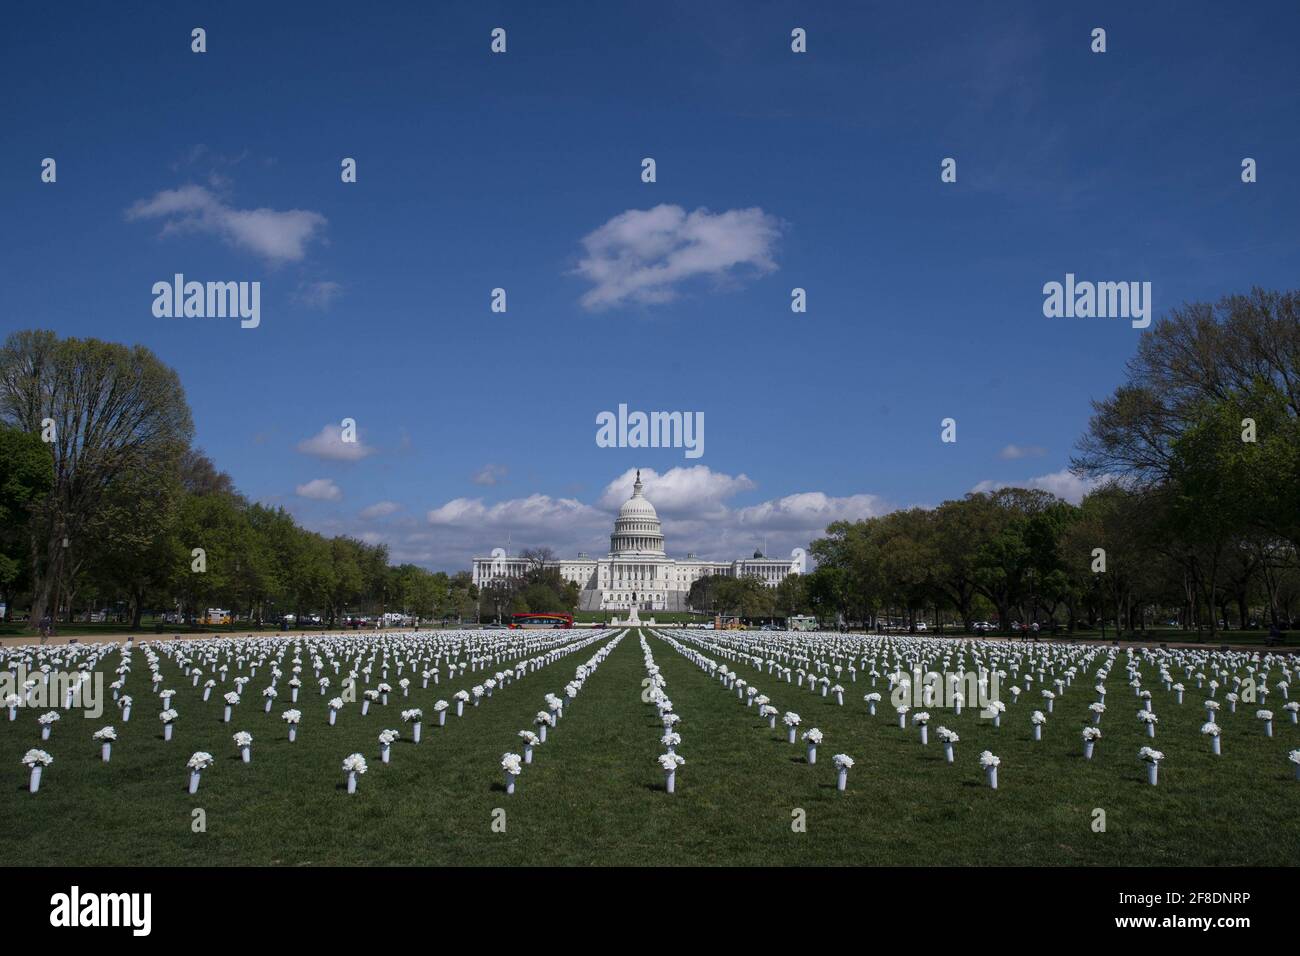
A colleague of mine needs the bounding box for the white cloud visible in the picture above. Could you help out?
[472,464,508,486]
[295,280,342,309]
[296,478,342,502]
[428,494,605,532]
[297,423,375,462]
[125,184,327,264]
[998,443,1047,460]
[971,469,1099,504]
[574,204,781,310]
[596,465,755,518]
[415,468,884,569]
[359,501,402,520]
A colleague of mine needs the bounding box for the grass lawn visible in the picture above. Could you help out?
[3,628,1297,866]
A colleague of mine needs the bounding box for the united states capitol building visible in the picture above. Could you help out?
[471,471,800,612]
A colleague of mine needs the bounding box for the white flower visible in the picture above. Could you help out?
[895,704,910,715]
[1137,711,1158,724]
[37,711,60,725]
[1289,750,1300,766]
[1041,690,1056,700]
[1205,700,1220,711]
[1082,727,1102,741]
[262,686,277,698]
[223,692,240,705]
[661,731,682,747]
[93,726,117,741]
[1089,702,1106,714]
[1138,746,1164,763]
[657,753,685,772]
[342,753,368,774]
[4,694,20,708]
[401,709,423,722]
[1200,722,1220,736]
[22,749,53,768]
[783,711,801,726]
[912,711,931,725]
[328,697,345,710]
[378,729,400,745]
[832,753,855,770]
[535,711,555,727]
[518,730,540,746]
[802,728,823,745]
[759,704,778,717]
[986,700,1006,714]
[454,690,470,702]
[188,751,214,771]
[1030,710,1047,725]
[159,709,179,723]
[936,727,959,743]
[1256,709,1274,721]
[863,693,881,702]
[433,700,449,712]
[978,750,1000,770]
[501,752,523,775]
[233,731,253,747]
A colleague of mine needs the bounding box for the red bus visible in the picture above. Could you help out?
[510,613,573,629]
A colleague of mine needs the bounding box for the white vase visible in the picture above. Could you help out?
[1211,735,1221,755]
[768,716,776,729]
[944,742,954,763]
[289,725,297,742]
[264,699,272,713]
[919,725,928,746]
[665,770,675,794]
[1047,700,1053,713]
[413,723,422,744]
[787,726,796,744]
[189,771,201,794]
[539,724,547,743]
[897,713,906,728]
[986,767,998,789]
[123,706,131,721]
[329,709,337,726]
[29,765,43,793]
[438,711,446,726]
[1146,723,1155,738]
[1144,699,1152,712]
[101,742,112,762]
[524,745,533,764]
[164,723,173,741]
[954,699,962,716]
[456,701,464,717]
[362,701,370,716]
[381,744,390,764]
[1146,763,1159,786]
[1084,740,1094,760]
[868,702,876,716]
[836,769,848,791]
[806,745,817,764]
[223,706,232,723]
[506,774,516,795]
[1265,721,1274,737]
[41,725,50,741]
[241,746,251,763]
[347,771,357,794]
[1033,725,1041,741]
[7,707,14,721]
[1176,691,1184,704]
[203,688,211,701]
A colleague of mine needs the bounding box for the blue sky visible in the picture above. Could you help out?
[3,0,1298,570]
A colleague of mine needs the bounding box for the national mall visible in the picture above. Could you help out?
[470,472,799,612]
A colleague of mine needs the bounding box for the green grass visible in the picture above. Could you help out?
[3,628,1298,866]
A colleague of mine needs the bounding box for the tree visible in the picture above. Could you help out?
[0,331,193,628]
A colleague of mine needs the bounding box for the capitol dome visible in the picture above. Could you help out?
[610,470,665,555]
